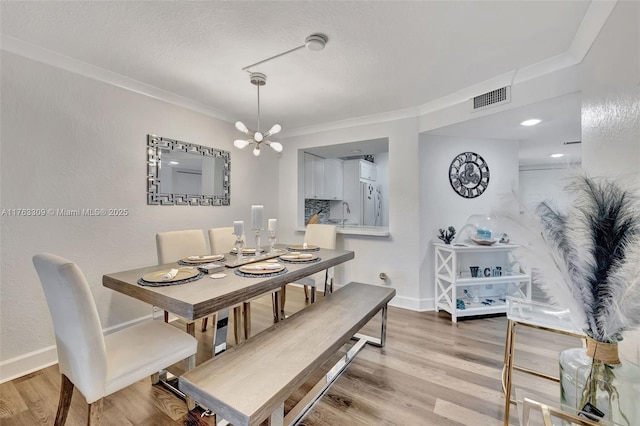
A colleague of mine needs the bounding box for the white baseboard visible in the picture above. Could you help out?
[0,313,155,384]
[332,283,434,312]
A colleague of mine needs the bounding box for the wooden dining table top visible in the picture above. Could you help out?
[102,247,354,321]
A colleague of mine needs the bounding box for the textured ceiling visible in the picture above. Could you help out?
[1,1,590,164]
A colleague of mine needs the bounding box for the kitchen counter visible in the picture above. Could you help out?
[297,225,390,237]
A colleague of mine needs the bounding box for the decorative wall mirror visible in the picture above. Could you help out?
[147,134,230,205]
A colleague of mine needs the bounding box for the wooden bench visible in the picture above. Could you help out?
[178,281,395,426]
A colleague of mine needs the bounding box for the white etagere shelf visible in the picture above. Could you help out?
[434,242,531,323]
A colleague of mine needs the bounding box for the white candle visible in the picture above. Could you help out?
[233,220,244,236]
[251,205,264,230]
[268,218,277,232]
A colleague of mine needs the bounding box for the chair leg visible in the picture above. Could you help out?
[186,322,195,337]
[54,374,74,426]
[164,310,169,323]
[233,306,241,344]
[304,285,309,302]
[185,355,196,410]
[201,317,208,332]
[310,287,317,303]
[280,285,287,313]
[87,398,103,426]
[243,302,251,340]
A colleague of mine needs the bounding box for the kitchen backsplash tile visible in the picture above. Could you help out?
[304,199,330,224]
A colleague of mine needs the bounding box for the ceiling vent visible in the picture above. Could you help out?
[472,86,511,110]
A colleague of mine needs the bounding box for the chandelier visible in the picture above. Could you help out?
[233,33,328,157]
[233,72,282,157]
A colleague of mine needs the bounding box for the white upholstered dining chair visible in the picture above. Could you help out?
[280,224,337,314]
[33,253,197,426]
[156,229,245,343]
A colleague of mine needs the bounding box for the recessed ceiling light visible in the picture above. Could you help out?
[169,161,179,165]
[520,119,542,126]
[351,149,362,153]
[550,153,565,158]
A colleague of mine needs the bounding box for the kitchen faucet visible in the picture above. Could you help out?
[341,202,350,228]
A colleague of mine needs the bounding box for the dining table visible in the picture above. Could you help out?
[102,245,355,345]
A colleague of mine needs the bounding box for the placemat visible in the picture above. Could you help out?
[234,267,289,278]
[138,271,204,287]
[279,256,321,264]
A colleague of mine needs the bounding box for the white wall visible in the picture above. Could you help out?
[0,51,279,380]
[577,1,640,364]
[280,118,423,310]
[418,135,520,304]
[519,167,576,213]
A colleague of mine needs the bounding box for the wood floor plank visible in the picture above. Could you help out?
[0,381,29,418]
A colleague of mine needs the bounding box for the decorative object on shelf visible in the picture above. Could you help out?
[234,34,328,157]
[437,226,456,244]
[448,152,490,198]
[513,175,640,425]
[469,266,480,277]
[499,233,510,243]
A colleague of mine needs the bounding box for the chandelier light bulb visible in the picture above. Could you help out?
[270,142,283,153]
[266,124,282,137]
[254,132,264,142]
[235,121,249,134]
[234,139,250,149]
[253,146,261,157]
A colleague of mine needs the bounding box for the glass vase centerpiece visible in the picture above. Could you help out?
[233,220,245,262]
[510,175,640,425]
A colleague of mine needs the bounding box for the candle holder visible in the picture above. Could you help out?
[268,229,277,253]
[234,234,245,262]
[253,229,262,253]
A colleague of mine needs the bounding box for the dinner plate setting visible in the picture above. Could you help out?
[230,247,266,256]
[234,262,288,278]
[137,267,204,287]
[178,254,225,265]
[286,244,320,252]
[278,252,321,263]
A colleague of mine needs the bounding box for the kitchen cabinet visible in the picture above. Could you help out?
[304,153,343,200]
[323,158,343,200]
[434,242,531,322]
[360,160,377,181]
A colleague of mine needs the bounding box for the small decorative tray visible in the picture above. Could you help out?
[287,244,320,251]
[471,237,499,246]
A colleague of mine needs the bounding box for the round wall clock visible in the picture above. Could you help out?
[448,152,490,198]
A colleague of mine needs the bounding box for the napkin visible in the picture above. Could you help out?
[161,268,179,281]
[187,254,222,261]
[242,263,282,271]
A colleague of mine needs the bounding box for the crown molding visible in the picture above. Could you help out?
[0,34,234,123]
[1,0,616,137]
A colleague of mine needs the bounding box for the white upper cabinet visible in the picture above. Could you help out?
[323,158,344,200]
[360,160,377,181]
[304,153,343,200]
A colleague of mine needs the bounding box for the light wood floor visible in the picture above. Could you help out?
[0,286,581,425]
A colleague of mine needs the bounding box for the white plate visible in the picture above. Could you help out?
[209,273,227,279]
